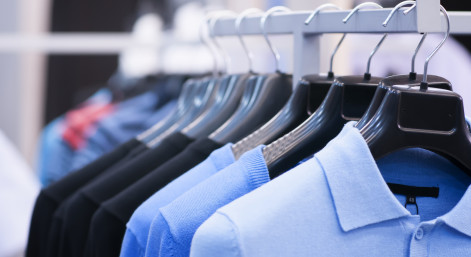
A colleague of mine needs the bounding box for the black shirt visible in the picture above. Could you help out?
[83,137,223,257]
[56,132,193,257]
[26,138,144,257]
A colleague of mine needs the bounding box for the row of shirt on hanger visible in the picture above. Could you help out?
[28,4,471,255]
[27,72,471,257]
[37,75,185,186]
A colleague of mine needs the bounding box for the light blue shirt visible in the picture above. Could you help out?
[144,145,270,257]
[119,143,235,257]
[191,122,471,257]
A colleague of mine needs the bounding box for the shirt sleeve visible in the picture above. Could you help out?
[190,212,242,257]
[120,228,145,257]
[146,215,180,257]
[159,227,177,257]
[144,213,168,257]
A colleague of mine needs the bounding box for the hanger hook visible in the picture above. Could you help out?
[382,1,416,26]
[383,1,427,79]
[260,6,291,73]
[420,5,450,89]
[304,3,341,25]
[343,2,382,23]
[305,4,344,78]
[236,8,263,74]
[402,4,426,75]
[344,2,385,79]
[200,14,220,77]
[208,11,238,75]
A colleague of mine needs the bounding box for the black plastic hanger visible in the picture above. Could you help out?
[137,77,201,144]
[263,2,389,178]
[231,4,344,159]
[183,11,257,139]
[263,75,383,177]
[137,12,227,146]
[210,73,292,143]
[144,13,230,147]
[359,5,471,175]
[209,7,294,144]
[356,1,453,129]
[183,74,250,139]
[356,74,453,130]
[148,76,218,147]
[362,85,471,176]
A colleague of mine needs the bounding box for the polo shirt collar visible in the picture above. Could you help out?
[315,122,411,232]
[440,186,471,237]
[317,122,471,237]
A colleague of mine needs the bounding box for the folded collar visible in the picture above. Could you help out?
[317,122,471,239]
[440,186,471,237]
[315,123,410,232]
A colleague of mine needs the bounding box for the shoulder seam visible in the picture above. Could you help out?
[216,211,244,257]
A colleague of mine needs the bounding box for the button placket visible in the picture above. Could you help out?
[415,227,424,240]
[409,224,433,257]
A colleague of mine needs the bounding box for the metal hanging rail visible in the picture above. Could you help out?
[212,9,471,35]
[210,1,471,88]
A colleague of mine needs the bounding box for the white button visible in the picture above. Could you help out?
[415,228,424,240]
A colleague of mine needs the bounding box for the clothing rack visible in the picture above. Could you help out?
[211,0,471,88]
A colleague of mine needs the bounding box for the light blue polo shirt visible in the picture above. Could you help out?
[191,122,471,257]
[144,145,270,257]
[118,143,236,257]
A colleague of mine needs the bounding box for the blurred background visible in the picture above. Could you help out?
[1,0,471,256]
[0,0,469,165]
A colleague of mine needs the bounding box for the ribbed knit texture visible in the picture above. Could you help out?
[243,147,271,189]
[144,145,269,257]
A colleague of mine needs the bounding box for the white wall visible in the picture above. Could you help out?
[0,0,49,165]
[19,0,50,164]
[0,1,23,162]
